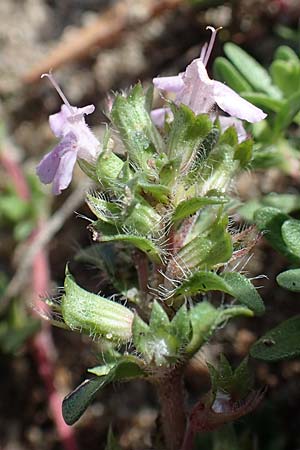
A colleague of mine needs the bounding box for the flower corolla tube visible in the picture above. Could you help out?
[36,73,101,195]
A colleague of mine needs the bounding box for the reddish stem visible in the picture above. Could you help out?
[0,153,31,201]
[2,151,79,450]
[155,368,187,450]
[31,223,79,450]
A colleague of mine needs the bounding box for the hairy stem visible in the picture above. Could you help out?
[155,367,187,450]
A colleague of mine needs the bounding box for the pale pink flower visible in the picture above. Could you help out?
[153,27,266,124]
[36,73,101,195]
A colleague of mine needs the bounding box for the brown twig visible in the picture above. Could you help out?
[23,0,183,84]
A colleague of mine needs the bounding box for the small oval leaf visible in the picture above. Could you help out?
[250,316,300,361]
[277,269,300,292]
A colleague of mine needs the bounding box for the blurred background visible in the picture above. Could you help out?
[0,1,300,449]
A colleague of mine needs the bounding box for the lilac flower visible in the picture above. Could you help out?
[36,73,101,195]
[153,27,266,124]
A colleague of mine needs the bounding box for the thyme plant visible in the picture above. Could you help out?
[36,28,299,450]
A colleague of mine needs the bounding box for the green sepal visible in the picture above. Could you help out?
[122,197,162,235]
[192,127,220,170]
[213,57,253,93]
[167,105,212,171]
[208,356,253,400]
[86,194,121,224]
[178,216,232,270]
[218,126,238,147]
[96,150,124,187]
[170,304,191,345]
[234,139,253,168]
[132,303,191,366]
[199,143,236,194]
[92,220,162,262]
[250,315,300,361]
[110,83,164,173]
[277,268,300,292]
[62,356,145,425]
[149,300,170,331]
[137,179,170,203]
[173,192,228,223]
[159,157,181,187]
[221,272,265,316]
[61,268,133,343]
[132,312,178,366]
[224,42,281,98]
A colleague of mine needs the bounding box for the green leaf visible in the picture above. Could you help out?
[175,271,233,297]
[62,357,145,425]
[167,105,212,170]
[213,57,253,93]
[250,316,300,361]
[275,45,300,63]
[186,301,219,354]
[242,93,283,113]
[186,302,253,355]
[222,272,265,316]
[254,207,298,262]
[62,269,133,342]
[270,59,300,97]
[111,83,163,172]
[173,193,228,223]
[277,268,300,292]
[92,221,162,263]
[281,219,300,259]
[274,90,300,134]
[224,43,281,98]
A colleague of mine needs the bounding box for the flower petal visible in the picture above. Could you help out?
[52,149,77,195]
[49,105,69,137]
[36,148,61,184]
[36,132,77,185]
[153,76,184,93]
[176,59,215,114]
[150,107,172,127]
[213,81,267,123]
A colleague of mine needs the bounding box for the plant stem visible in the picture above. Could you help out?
[155,367,187,450]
